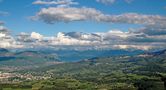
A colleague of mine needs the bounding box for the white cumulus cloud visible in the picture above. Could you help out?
[33,0,78,7]
[32,7,166,27]
[31,32,43,40]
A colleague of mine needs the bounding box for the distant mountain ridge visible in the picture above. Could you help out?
[40,49,144,62]
[0,48,9,53]
[0,49,61,71]
[0,48,144,62]
[146,49,166,56]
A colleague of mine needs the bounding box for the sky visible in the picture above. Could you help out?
[0,0,166,50]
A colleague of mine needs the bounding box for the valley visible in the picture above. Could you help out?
[0,48,166,90]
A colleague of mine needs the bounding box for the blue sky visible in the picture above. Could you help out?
[0,0,166,36]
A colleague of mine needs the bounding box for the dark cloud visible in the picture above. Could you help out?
[135,26,166,36]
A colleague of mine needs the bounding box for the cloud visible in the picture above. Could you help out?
[135,26,166,36]
[50,32,98,45]
[17,30,166,50]
[1,1,166,50]
[27,2,166,50]
[0,27,166,50]
[16,32,45,48]
[113,45,153,50]
[15,32,101,47]
[32,7,166,26]
[62,32,101,41]
[31,32,43,40]
[2,15,161,50]
[0,25,10,34]
[31,7,107,24]
[96,0,133,5]
[98,30,132,39]
[33,0,78,7]
[96,0,115,5]
[125,25,166,43]
[0,23,22,48]
[109,13,166,26]
[17,32,34,43]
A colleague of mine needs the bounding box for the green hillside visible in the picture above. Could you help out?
[0,49,166,90]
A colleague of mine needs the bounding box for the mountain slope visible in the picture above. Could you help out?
[0,48,9,53]
[147,49,166,56]
[0,49,166,90]
[13,49,166,90]
[49,49,144,62]
[0,50,61,71]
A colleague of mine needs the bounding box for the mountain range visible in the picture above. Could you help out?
[0,48,166,90]
[0,48,144,61]
[0,48,165,72]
